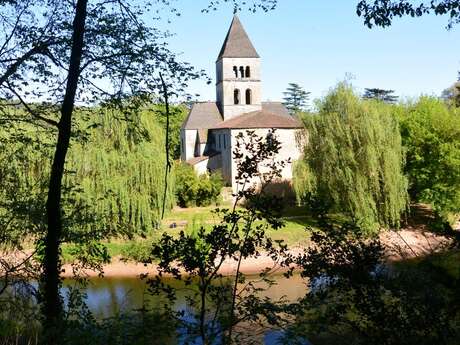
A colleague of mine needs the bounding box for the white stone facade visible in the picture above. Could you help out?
[216,57,262,120]
[228,128,302,192]
[181,129,197,161]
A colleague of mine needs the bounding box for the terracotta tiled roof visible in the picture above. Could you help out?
[197,129,208,143]
[218,16,259,59]
[186,156,209,165]
[262,102,290,116]
[182,102,291,130]
[212,110,302,129]
[182,102,222,130]
[186,151,220,166]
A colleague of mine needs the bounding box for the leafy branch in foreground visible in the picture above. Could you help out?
[147,130,290,345]
[0,0,204,342]
[282,197,457,345]
[357,0,460,29]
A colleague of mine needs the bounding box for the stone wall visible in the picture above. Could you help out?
[181,129,197,161]
[210,128,232,184]
[229,128,302,193]
[216,57,262,120]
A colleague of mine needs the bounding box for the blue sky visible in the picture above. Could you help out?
[153,0,460,103]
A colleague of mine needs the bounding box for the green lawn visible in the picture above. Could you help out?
[164,204,313,247]
[62,204,314,263]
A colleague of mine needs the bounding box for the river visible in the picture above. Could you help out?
[63,274,307,318]
[60,274,309,344]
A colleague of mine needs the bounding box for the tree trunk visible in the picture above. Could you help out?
[42,0,88,343]
[159,72,171,220]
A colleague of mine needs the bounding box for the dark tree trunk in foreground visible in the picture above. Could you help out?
[42,0,88,342]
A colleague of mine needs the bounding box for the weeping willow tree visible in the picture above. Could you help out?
[65,106,174,236]
[0,106,52,249]
[0,104,173,244]
[294,83,408,234]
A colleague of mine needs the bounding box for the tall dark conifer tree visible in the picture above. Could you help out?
[283,83,310,115]
[363,88,399,103]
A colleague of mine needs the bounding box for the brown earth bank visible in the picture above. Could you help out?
[62,230,455,278]
[62,204,458,278]
[5,204,458,279]
[58,232,443,279]
[61,249,305,278]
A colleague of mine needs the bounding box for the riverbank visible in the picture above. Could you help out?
[61,226,452,278]
[61,247,305,278]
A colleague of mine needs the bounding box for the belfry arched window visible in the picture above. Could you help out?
[234,89,240,105]
[239,66,245,78]
[245,66,251,78]
[233,66,238,78]
[245,89,252,105]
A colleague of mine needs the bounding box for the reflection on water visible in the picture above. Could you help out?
[61,274,309,344]
[63,274,307,319]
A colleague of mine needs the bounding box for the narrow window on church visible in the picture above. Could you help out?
[234,89,240,105]
[223,134,226,149]
[218,134,221,148]
[239,66,244,78]
[245,66,251,78]
[245,89,252,105]
[233,66,238,78]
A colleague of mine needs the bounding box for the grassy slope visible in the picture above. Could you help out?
[61,204,314,263]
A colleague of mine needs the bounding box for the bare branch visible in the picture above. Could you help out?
[6,83,59,127]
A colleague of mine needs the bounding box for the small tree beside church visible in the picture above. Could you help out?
[283,83,310,115]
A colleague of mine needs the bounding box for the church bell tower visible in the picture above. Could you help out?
[216,16,262,121]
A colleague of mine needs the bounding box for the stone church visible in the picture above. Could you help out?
[180,16,302,192]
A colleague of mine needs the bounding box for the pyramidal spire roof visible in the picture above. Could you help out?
[217,16,260,59]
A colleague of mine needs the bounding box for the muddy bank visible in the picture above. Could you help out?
[61,227,452,278]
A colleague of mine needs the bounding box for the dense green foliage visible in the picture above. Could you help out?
[174,163,223,208]
[68,107,175,234]
[0,105,173,241]
[0,106,52,249]
[284,199,458,345]
[294,83,408,233]
[395,97,460,223]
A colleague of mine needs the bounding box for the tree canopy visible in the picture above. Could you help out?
[363,88,399,103]
[0,104,173,236]
[395,97,460,224]
[294,83,408,233]
[441,73,460,107]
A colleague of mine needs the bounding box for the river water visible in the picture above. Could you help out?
[63,274,307,319]
[61,274,309,344]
